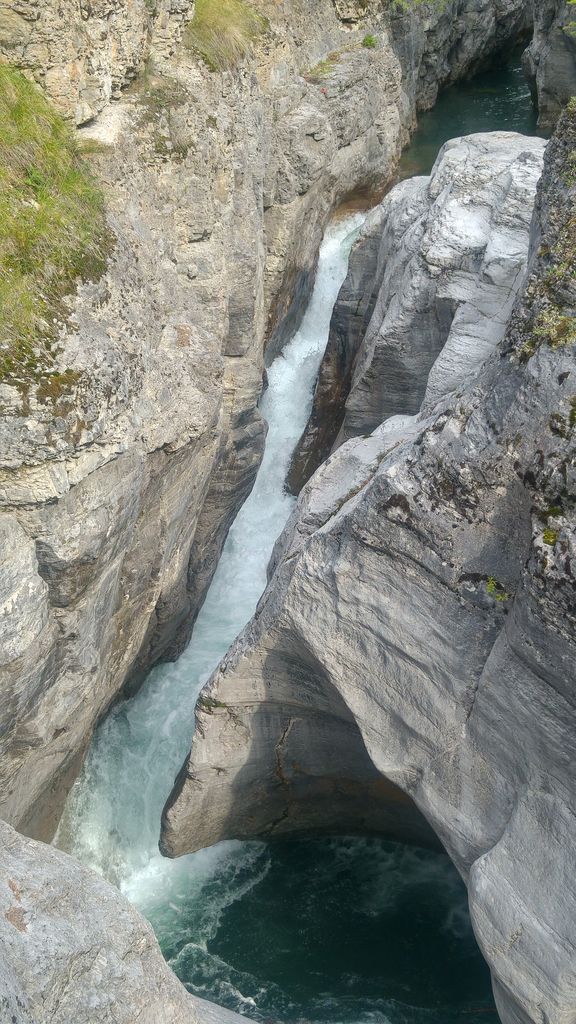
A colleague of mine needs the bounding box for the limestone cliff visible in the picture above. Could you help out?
[161,115,576,1024]
[0,0,532,841]
[523,0,576,128]
[0,0,192,125]
[289,131,546,487]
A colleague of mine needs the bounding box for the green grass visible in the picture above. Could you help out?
[533,307,576,348]
[184,0,268,72]
[565,0,576,38]
[362,34,377,47]
[0,64,109,389]
[304,52,342,84]
[486,576,509,602]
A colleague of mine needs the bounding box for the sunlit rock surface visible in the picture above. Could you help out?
[0,819,248,1024]
[342,132,547,438]
[162,116,576,1024]
[289,131,545,488]
[0,0,192,125]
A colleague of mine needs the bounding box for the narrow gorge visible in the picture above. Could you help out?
[0,2,574,1024]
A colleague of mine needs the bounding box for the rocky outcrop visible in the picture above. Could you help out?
[0,0,533,841]
[289,132,546,487]
[161,115,576,1024]
[523,0,576,129]
[0,0,192,125]
[0,818,247,1024]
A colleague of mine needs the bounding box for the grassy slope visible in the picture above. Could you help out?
[184,0,269,71]
[0,65,109,391]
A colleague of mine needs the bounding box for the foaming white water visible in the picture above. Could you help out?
[56,213,365,910]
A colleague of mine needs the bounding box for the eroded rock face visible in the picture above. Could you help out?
[523,0,576,129]
[0,819,247,1024]
[0,0,192,125]
[341,132,546,440]
[0,0,533,840]
[289,132,546,488]
[161,117,576,1024]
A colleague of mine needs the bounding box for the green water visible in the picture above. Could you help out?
[398,58,543,181]
[151,838,496,1024]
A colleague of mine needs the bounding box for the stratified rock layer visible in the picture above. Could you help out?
[162,118,576,1024]
[0,0,532,840]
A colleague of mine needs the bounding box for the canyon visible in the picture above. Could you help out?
[162,114,576,1024]
[0,0,533,845]
[0,1,574,1023]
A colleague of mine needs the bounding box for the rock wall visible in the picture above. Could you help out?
[0,0,192,124]
[523,0,576,129]
[289,132,545,486]
[0,819,248,1024]
[161,117,576,1024]
[0,0,532,841]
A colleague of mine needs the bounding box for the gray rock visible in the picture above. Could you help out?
[523,0,576,129]
[0,0,193,125]
[0,818,247,1024]
[286,204,386,491]
[290,132,545,486]
[161,115,576,1024]
[343,131,546,437]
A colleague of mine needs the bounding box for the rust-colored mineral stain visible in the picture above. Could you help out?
[5,905,27,933]
[8,878,22,901]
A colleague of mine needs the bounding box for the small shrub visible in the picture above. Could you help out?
[362,34,377,48]
[486,576,509,601]
[184,0,268,72]
[543,528,559,546]
[564,0,576,37]
[533,307,576,349]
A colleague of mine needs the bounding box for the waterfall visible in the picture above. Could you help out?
[56,211,366,902]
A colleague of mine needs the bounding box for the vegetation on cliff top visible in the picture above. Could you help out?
[565,0,576,39]
[184,0,269,71]
[519,99,576,363]
[0,64,109,388]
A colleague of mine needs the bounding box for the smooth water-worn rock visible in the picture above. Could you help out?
[341,132,546,439]
[0,818,248,1024]
[162,114,576,1024]
[289,131,545,487]
[523,0,576,129]
[0,0,533,841]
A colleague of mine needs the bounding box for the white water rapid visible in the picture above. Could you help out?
[57,212,366,915]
